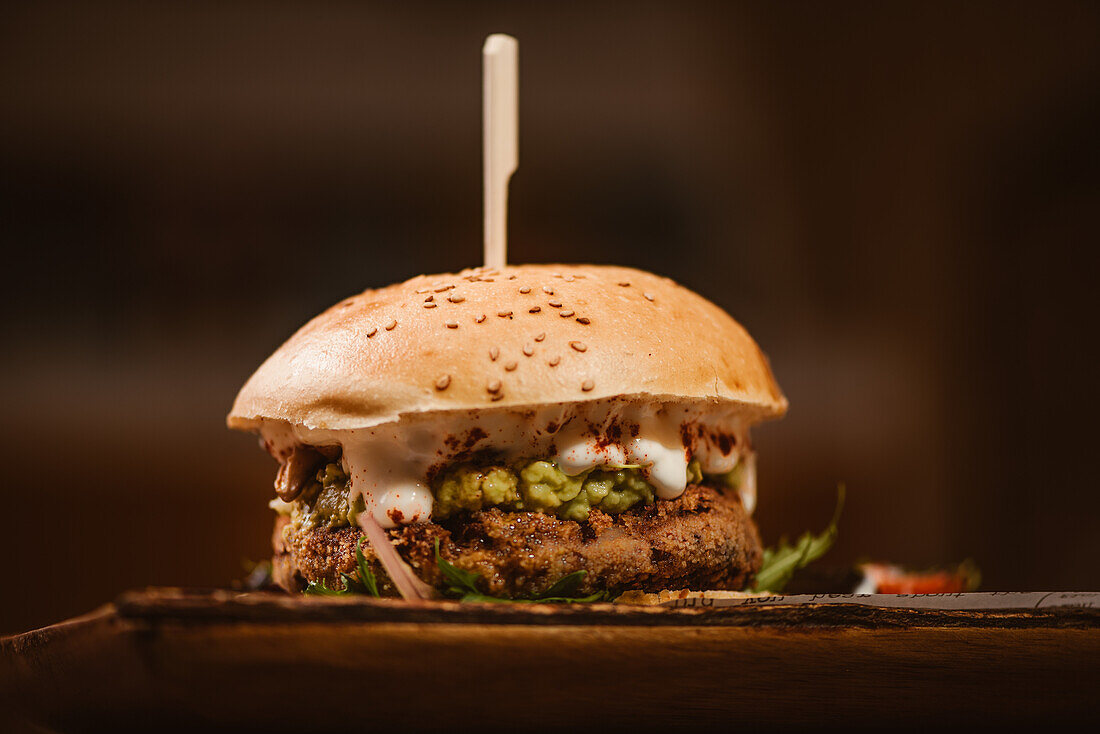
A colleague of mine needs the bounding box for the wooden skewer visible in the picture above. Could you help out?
[482,34,518,270]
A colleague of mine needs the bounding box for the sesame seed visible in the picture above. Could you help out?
[548,299,563,308]
[505,361,517,371]
[534,332,546,342]
[644,292,655,301]
[507,275,517,280]
[498,310,512,318]
[476,314,487,323]
[560,310,575,317]
[618,281,630,287]
[576,317,591,325]
[385,319,397,330]
[487,379,502,393]
[529,306,541,313]
[581,379,595,391]
[523,344,535,356]
[564,275,575,282]
[552,272,562,278]
[519,286,531,294]
[542,286,554,295]
[423,302,437,309]
[434,284,455,292]
[490,393,504,402]
[448,294,465,303]
[435,375,451,390]
[415,288,430,294]
[570,341,587,352]
[445,321,459,329]
[489,346,500,361]
[424,294,434,302]
[366,327,378,338]
[548,356,561,367]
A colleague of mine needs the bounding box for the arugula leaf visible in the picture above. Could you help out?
[751,483,845,593]
[540,570,587,599]
[354,538,381,597]
[450,588,608,604]
[304,578,353,596]
[434,539,607,604]
[434,538,482,595]
[530,589,607,604]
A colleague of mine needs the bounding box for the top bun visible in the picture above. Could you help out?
[228,264,786,431]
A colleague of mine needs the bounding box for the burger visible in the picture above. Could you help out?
[228,264,787,600]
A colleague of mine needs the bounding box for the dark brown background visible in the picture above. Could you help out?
[2,1,1098,635]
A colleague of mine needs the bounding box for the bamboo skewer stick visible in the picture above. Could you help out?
[482,34,518,270]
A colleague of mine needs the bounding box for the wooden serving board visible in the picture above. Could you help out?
[3,588,1098,731]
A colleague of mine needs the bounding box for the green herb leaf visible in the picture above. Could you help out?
[355,538,381,597]
[540,570,587,599]
[533,590,608,603]
[451,588,609,604]
[304,579,352,596]
[434,538,482,596]
[751,483,845,593]
[434,539,607,604]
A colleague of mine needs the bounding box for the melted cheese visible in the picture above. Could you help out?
[259,398,754,528]
[556,436,689,499]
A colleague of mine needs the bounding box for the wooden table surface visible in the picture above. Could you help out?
[3,588,1098,731]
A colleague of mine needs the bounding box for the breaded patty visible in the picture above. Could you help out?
[272,483,762,597]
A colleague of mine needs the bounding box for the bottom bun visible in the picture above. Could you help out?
[272,484,762,598]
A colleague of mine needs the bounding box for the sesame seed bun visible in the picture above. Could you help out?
[227,264,786,431]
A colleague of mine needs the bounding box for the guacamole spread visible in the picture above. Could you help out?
[290,463,364,529]
[284,457,716,527]
[434,460,662,521]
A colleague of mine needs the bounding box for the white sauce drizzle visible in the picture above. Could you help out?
[259,399,757,529]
